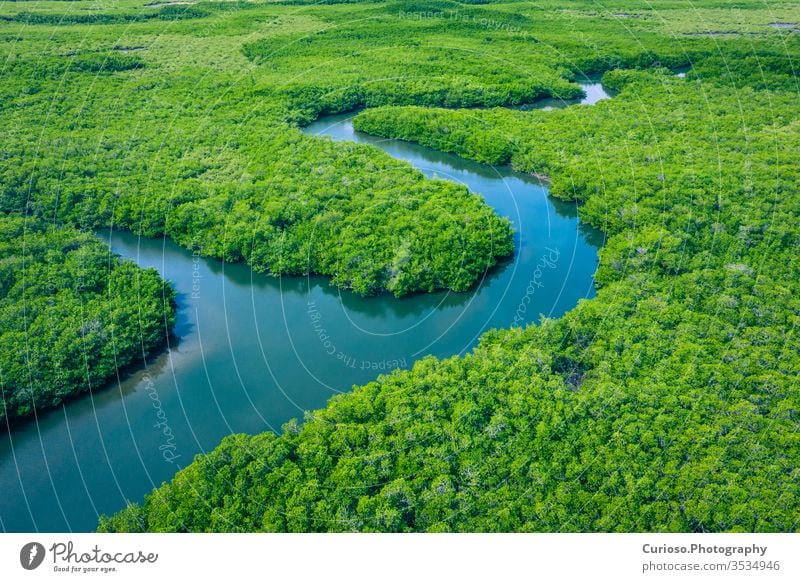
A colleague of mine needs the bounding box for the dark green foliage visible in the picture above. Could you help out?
[273,0,369,4]
[355,106,515,165]
[240,14,583,114]
[153,5,210,20]
[687,53,800,92]
[1,6,208,25]
[0,52,145,82]
[1,11,144,25]
[0,216,176,423]
[69,52,145,73]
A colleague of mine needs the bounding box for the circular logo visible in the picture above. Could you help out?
[20,542,46,570]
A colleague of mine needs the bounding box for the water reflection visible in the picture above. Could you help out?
[0,110,602,533]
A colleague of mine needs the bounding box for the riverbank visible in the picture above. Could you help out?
[0,118,600,532]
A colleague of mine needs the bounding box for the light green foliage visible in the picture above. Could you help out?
[0,0,531,296]
[0,216,176,422]
[99,294,799,531]
[1,0,798,531]
[351,67,800,286]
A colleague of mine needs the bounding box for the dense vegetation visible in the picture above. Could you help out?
[0,216,175,423]
[114,62,800,531]
[1,0,798,531]
[0,0,540,296]
[100,308,799,531]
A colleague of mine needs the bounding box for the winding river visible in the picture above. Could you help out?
[0,83,606,532]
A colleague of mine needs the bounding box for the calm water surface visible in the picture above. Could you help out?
[0,94,605,532]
